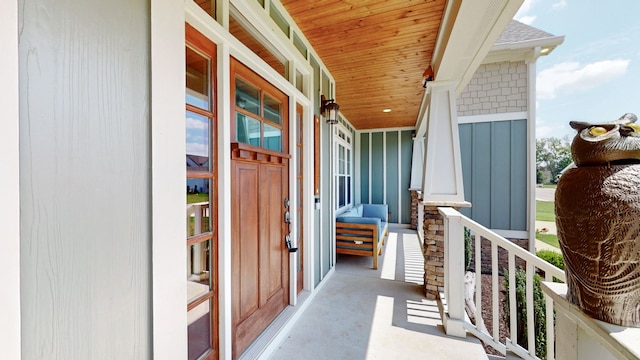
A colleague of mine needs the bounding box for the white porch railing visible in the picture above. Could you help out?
[438,207,566,360]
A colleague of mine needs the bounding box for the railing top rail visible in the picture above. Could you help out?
[438,206,566,282]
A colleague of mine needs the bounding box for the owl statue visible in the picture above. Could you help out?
[555,112,640,327]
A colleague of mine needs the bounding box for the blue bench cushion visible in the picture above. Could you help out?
[338,204,363,218]
[362,204,387,222]
[336,216,380,226]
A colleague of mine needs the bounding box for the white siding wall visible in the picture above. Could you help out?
[19,0,152,358]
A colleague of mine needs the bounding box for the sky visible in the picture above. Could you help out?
[514,0,640,139]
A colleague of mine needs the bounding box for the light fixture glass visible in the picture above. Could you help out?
[383,109,392,113]
[321,95,340,125]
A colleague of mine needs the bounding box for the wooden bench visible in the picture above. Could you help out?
[335,204,389,269]
[336,222,386,269]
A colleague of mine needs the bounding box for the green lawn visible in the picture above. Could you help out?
[536,233,559,248]
[536,200,555,222]
[536,199,558,248]
[187,193,209,204]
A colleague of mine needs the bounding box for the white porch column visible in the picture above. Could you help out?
[421,82,466,204]
[409,136,424,191]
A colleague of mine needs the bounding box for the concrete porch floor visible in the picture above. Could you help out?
[268,228,488,360]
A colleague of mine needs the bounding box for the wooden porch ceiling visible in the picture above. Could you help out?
[280,0,446,130]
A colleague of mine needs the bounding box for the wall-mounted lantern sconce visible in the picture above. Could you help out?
[320,95,340,125]
[422,65,434,88]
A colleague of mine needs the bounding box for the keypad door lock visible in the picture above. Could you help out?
[285,233,298,253]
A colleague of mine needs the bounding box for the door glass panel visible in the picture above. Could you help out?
[187,299,212,360]
[263,94,281,125]
[338,176,345,208]
[296,146,301,176]
[236,114,261,147]
[187,239,211,298]
[186,111,210,171]
[263,123,281,151]
[186,47,210,110]
[295,69,304,93]
[187,181,211,237]
[236,77,260,116]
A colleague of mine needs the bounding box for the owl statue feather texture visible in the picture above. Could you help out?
[556,112,640,327]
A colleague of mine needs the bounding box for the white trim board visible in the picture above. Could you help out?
[151,1,188,359]
[492,229,530,240]
[458,111,528,124]
[0,0,21,358]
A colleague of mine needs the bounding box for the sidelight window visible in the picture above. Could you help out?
[335,125,352,211]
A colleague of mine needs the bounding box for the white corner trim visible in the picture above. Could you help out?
[492,229,530,240]
[526,60,538,252]
[217,42,234,360]
[151,1,188,359]
[458,111,528,124]
[0,1,21,359]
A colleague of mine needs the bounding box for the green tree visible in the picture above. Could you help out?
[536,136,572,183]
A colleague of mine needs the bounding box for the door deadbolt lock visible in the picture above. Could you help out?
[284,211,291,224]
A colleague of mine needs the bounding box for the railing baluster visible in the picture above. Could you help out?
[508,252,517,352]
[526,262,535,357]
[475,230,482,331]
[492,242,499,341]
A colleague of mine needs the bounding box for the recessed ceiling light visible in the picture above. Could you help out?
[383,109,392,113]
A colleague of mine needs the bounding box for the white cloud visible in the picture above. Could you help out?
[552,0,567,9]
[186,116,208,130]
[515,0,537,24]
[515,0,536,17]
[517,15,536,25]
[537,59,630,99]
[536,124,554,138]
[515,0,566,24]
[186,142,208,157]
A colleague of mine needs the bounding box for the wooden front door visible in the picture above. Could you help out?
[230,58,290,358]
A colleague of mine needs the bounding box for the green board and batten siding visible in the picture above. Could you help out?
[459,120,527,231]
[358,130,414,224]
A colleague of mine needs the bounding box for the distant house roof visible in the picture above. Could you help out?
[496,20,557,44]
[186,154,209,171]
[484,20,564,63]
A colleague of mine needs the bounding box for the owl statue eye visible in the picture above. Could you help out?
[589,127,608,136]
[627,123,640,132]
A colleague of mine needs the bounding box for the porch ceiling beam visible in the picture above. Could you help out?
[429,0,524,95]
